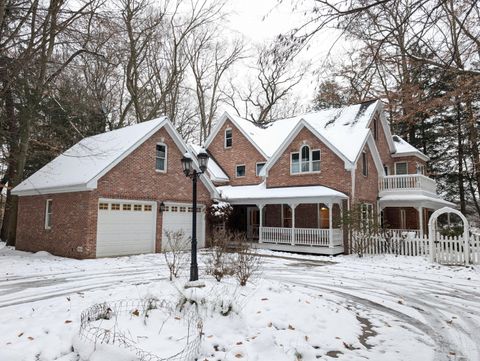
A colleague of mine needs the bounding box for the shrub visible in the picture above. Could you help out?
[163,230,190,281]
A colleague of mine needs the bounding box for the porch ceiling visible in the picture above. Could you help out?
[379,193,455,210]
[216,182,348,205]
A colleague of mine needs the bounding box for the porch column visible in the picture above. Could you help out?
[418,206,424,236]
[328,202,334,248]
[290,203,297,245]
[257,204,264,243]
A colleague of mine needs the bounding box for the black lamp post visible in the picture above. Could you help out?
[181,149,209,282]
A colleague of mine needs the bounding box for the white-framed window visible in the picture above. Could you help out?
[362,151,368,177]
[256,162,266,176]
[291,145,321,174]
[225,128,232,148]
[45,199,53,229]
[416,163,425,175]
[235,164,246,178]
[373,117,378,140]
[156,143,167,172]
[360,203,373,227]
[395,161,408,175]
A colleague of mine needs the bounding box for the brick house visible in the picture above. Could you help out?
[204,100,454,255]
[12,100,453,258]
[12,118,218,258]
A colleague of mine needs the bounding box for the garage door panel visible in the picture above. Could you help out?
[96,201,156,258]
[162,205,205,252]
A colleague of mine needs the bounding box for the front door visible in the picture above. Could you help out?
[247,207,259,240]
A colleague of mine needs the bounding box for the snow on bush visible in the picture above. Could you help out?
[207,201,233,224]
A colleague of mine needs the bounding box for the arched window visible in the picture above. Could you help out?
[301,145,310,172]
[291,145,321,174]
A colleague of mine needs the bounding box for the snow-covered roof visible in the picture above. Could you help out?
[188,144,229,183]
[12,118,219,197]
[215,100,380,164]
[217,182,347,204]
[392,135,429,161]
[379,194,455,208]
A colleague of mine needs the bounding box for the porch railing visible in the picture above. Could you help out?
[261,227,343,247]
[379,174,437,194]
[261,227,292,244]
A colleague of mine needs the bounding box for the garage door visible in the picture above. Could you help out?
[96,199,157,257]
[162,203,205,251]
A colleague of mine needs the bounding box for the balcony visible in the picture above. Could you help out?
[379,174,437,195]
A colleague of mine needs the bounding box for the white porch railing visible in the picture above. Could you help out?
[261,227,291,244]
[379,174,437,194]
[261,227,342,247]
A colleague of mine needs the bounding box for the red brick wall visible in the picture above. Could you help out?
[266,127,351,195]
[391,156,427,175]
[16,191,98,258]
[15,126,212,258]
[207,119,266,185]
[370,114,393,171]
[354,143,378,206]
[96,127,211,253]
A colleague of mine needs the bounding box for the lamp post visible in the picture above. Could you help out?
[181,149,209,282]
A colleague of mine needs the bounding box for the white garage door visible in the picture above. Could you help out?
[96,199,157,257]
[162,203,205,251]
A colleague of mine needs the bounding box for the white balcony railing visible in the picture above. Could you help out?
[261,227,342,247]
[379,174,437,194]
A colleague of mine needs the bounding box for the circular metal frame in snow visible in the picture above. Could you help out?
[78,298,203,361]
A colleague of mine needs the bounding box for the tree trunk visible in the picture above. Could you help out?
[456,102,466,214]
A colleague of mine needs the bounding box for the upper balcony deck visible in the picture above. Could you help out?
[379,174,437,196]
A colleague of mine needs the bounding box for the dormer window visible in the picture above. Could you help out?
[291,145,321,174]
[225,128,232,148]
[156,143,167,172]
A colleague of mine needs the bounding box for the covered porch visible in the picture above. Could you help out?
[379,194,456,236]
[217,183,348,255]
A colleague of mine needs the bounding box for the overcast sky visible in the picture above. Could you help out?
[217,1,349,110]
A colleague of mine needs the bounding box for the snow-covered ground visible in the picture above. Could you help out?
[0,243,479,361]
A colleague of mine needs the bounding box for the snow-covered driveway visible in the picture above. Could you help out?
[0,246,479,360]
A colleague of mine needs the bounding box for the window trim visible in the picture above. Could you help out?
[235,164,246,178]
[224,128,233,148]
[256,162,266,176]
[155,142,167,173]
[394,161,408,175]
[45,199,53,230]
[362,151,368,177]
[290,145,321,175]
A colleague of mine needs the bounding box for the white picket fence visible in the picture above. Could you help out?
[352,231,480,265]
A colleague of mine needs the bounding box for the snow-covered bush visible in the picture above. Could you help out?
[207,201,233,226]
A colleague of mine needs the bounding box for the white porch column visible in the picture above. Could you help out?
[257,204,265,243]
[290,203,297,245]
[328,202,334,248]
[418,206,424,236]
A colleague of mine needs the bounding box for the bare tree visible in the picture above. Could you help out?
[225,41,306,124]
[186,27,244,143]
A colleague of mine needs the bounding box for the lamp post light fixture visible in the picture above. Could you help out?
[181,149,209,282]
